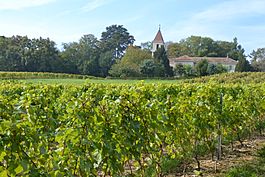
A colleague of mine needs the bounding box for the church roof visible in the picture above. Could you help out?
[153,29,164,44]
[170,55,238,65]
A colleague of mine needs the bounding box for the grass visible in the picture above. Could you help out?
[224,146,265,177]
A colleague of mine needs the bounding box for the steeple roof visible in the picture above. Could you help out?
[153,29,164,44]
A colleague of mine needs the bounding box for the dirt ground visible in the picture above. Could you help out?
[170,135,265,177]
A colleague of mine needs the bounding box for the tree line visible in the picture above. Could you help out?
[0,25,134,77]
[1,25,264,77]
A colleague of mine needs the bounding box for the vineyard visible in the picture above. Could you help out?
[0,73,265,176]
[183,72,265,84]
[0,72,96,80]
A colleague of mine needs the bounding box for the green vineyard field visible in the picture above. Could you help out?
[0,79,265,176]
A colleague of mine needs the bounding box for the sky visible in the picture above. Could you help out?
[0,0,265,55]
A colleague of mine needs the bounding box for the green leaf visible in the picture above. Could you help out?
[15,165,23,175]
[0,170,8,177]
[0,151,6,162]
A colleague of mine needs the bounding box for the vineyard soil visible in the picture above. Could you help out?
[174,135,265,177]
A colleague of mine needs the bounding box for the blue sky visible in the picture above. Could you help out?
[1,0,265,55]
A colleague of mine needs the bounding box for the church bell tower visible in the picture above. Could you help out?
[151,25,165,56]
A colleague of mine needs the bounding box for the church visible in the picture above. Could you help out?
[150,28,238,72]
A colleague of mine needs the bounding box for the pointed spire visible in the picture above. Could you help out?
[153,25,164,44]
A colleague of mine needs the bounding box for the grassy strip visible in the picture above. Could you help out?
[224,146,265,177]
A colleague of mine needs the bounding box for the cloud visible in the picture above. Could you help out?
[82,0,112,12]
[163,0,265,54]
[193,0,265,23]
[0,0,56,10]
[167,1,265,39]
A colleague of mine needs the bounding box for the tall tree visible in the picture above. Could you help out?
[235,58,252,72]
[100,25,135,59]
[227,38,245,61]
[60,42,80,74]
[99,25,135,76]
[99,51,114,77]
[250,47,265,71]
[140,41,152,51]
[154,46,173,77]
[60,34,100,76]
[25,37,60,72]
[78,34,100,75]
[0,35,60,72]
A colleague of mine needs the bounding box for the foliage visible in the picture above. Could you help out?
[139,59,164,77]
[0,80,265,176]
[109,46,152,77]
[195,59,209,76]
[61,34,100,76]
[226,166,258,177]
[235,58,252,72]
[98,51,114,77]
[184,64,196,76]
[140,41,152,51]
[108,60,141,77]
[250,47,265,71]
[182,72,265,84]
[207,63,228,75]
[139,59,156,77]
[167,36,246,61]
[225,145,265,177]
[0,25,135,77]
[100,24,135,59]
[0,71,94,79]
[154,46,173,77]
[174,64,186,77]
[0,36,61,72]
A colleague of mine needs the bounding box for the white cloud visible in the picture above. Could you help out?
[82,0,111,12]
[193,0,265,23]
[0,0,56,10]
[164,0,265,54]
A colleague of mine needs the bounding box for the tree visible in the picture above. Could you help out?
[100,25,135,59]
[250,48,265,71]
[167,36,246,61]
[195,59,209,76]
[184,64,196,76]
[98,51,114,77]
[207,63,227,75]
[60,42,80,74]
[235,58,252,72]
[78,34,100,75]
[174,64,186,77]
[140,41,152,51]
[140,59,164,77]
[167,36,217,58]
[60,34,100,76]
[227,38,245,61]
[26,37,60,72]
[154,46,173,77]
[109,60,141,77]
[109,46,152,77]
[99,25,135,76]
[0,35,61,72]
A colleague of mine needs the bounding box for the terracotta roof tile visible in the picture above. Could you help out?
[170,56,238,65]
[153,29,164,44]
